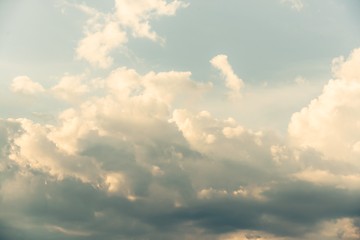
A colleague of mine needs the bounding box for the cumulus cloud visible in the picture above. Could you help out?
[10,74,91,102]
[107,67,211,106]
[10,76,45,95]
[76,21,128,68]
[289,48,360,162]
[287,47,360,194]
[211,54,244,99]
[75,0,188,68]
[114,0,188,41]
[4,67,211,196]
[51,75,89,101]
[332,48,360,81]
[7,118,102,183]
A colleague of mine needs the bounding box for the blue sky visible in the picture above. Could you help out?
[1,0,360,239]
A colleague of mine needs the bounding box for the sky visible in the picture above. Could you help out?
[0,0,360,239]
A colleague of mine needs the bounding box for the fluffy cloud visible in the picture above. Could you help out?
[76,21,128,68]
[289,48,360,162]
[170,109,270,161]
[332,48,360,81]
[75,0,187,68]
[51,75,89,102]
[107,67,211,106]
[114,0,188,41]
[7,118,102,183]
[4,67,211,196]
[211,55,244,99]
[10,76,45,95]
[287,48,360,192]
[10,74,91,102]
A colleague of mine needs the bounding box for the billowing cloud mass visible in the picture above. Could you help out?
[288,48,360,190]
[76,20,128,69]
[2,48,360,239]
[1,1,360,240]
[10,76,45,95]
[289,48,360,161]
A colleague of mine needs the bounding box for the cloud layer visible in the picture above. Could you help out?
[1,1,360,239]
[2,48,360,239]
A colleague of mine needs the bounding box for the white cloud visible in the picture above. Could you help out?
[46,107,97,155]
[4,67,210,197]
[170,108,272,162]
[288,48,360,162]
[223,126,244,139]
[106,67,211,115]
[75,0,188,68]
[114,0,188,41]
[5,40,360,240]
[332,48,360,81]
[3,57,360,238]
[76,21,128,69]
[10,76,45,95]
[170,109,222,151]
[281,0,304,12]
[210,54,244,99]
[51,75,89,101]
[8,118,102,183]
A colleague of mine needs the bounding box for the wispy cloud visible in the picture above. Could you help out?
[281,0,304,11]
[210,54,244,99]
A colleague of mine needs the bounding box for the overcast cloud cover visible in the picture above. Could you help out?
[1,0,360,239]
